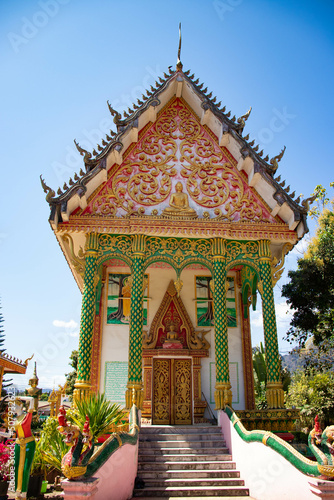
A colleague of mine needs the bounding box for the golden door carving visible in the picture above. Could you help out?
[152,359,170,424]
[153,358,192,425]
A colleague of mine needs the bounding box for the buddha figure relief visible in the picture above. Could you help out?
[166,323,178,340]
[162,182,197,218]
[163,322,183,349]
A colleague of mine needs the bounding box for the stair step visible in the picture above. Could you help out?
[140,426,220,434]
[139,440,226,449]
[136,426,249,497]
[139,446,230,455]
[133,486,249,497]
[139,453,232,462]
[138,461,237,471]
[139,478,245,487]
[140,433,224,442]
[138,470,240,480]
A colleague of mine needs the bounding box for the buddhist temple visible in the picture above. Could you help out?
[41,49,312,427]
[0,353,29,389]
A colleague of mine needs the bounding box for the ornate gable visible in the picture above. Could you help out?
[74,98,276,224]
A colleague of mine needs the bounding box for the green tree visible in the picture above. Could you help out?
[286,370,334,428]
[282,184,334,351]
[253,343,267,408]
[253,343,291,409]
[40,392,50,401]
[65,350,78,398]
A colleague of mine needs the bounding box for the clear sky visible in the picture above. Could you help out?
[1,0,333,389]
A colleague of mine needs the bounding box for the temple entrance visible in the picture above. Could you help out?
[152,357,192,425]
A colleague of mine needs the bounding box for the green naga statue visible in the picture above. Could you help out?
[57,403,139,480]
[309,415,334,478]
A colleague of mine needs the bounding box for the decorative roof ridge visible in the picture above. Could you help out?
[40,65,314,226]
[0,351,28,367]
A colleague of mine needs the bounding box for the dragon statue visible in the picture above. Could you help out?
[57,406,94,479]
[57,403,139,480]
[308,415,334,479]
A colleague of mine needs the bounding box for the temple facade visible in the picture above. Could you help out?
[42,61,311,424]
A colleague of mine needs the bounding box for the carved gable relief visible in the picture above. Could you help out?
[78,98,277,223]
[143,280,210,351]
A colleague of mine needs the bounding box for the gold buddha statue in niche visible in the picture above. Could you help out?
[166,323,178,340]
[162,182,197,218]
[163,322,183,349]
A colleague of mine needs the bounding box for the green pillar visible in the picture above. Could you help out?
[258,240,284,409]
[74,232,99,402]
[212,238,232,409]
[125,234,146,409]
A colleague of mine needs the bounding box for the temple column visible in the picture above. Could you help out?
[125,235,146,410]
[258,240,284,408]
[212,238,232,409]
[74,232,99,402]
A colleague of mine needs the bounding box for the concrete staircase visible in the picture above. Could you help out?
[133,425,250,498]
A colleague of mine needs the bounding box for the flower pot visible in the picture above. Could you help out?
[0,480,9,500]
[27,474,43,498]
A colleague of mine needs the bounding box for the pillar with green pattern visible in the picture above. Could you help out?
[212,238,232,409]
[74,232,99,402]
[125,234,146,409]
[258,239,284,408]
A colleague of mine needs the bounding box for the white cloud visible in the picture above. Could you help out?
[38,374,66,389]
[275,301,294,323]
[52,319,79,337]
[251,310,263,328]
[53,319,78,329]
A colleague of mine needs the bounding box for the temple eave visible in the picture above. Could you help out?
[56,218,299,243]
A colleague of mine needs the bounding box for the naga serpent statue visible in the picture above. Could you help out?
[308,415,334,479]
[57,403,139,480]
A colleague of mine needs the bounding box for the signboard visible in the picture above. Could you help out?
[104,361,128,404]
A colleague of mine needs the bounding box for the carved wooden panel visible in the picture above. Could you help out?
[152,359,170,424]
[174,359,192,425]
[152,358,192,425]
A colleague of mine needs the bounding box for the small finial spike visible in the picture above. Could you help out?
[176,23,183,70]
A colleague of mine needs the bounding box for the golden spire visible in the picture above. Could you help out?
[176,22,183,71]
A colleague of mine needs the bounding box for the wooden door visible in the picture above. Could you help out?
[152,358,192,425]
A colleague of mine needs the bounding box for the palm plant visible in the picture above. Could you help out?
[68,393,124,441]
[33,417,68,476]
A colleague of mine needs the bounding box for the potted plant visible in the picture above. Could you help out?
[27,443,44,499]
[28,416,68,497]
[0,441,14,500]
[66,393,124,442]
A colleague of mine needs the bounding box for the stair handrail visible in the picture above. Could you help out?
[224,405,334,480]
[202,391,217,425]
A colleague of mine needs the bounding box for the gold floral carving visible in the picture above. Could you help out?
[189,329,210,350]
[174,359,192,424]
[81,98,277,223]
[61,233,85,277]
[174,277,183,296]
[153,359,170,424]
[257,280,264,296]
[143,280,210,351]
[271,243,293,286]
[225,241,259,262]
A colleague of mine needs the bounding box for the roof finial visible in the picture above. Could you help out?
[176,22,183,71]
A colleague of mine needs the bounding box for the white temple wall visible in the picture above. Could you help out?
[99,264,246,413]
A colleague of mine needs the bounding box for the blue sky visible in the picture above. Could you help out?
[1,0,333,389]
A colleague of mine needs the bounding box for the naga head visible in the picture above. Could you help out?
[82,415,93,444]
[310,415,322,445]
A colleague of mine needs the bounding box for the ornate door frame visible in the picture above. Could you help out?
[143,350,207,424]
[152,357,192,425]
